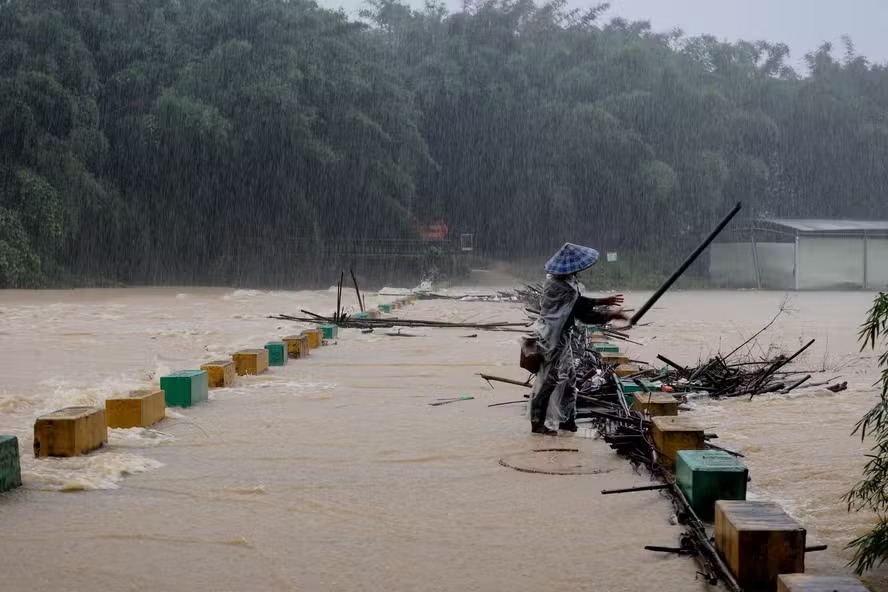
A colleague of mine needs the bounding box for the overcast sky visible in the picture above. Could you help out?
[323,0,888,68]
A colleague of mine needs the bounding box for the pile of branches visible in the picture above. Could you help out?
[270,311,529,331]
[647,339,848,399]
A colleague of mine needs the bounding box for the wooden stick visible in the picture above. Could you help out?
[780,374,812,394]
[350,268,364,312]
[477,373,532,388]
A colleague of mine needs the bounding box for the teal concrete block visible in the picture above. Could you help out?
[160,370,209,408]
[592,343,620,353]
[378,304,392,313]
[0,435,21,493]
[619,379,659,394]
[352,312,370,320]
[676,450,748,521]
[320,324,338,340]
[265,341,287,366]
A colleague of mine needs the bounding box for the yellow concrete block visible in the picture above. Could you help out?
[778,574,870,592]
[600,353,629,366]
[715,501,806,591]
[650,416,705,467]
[302,329,321,349]
[34,406,108,457]
[232,349,269,376]
[201,360,236,388]
[283,335,309,359]
[105,389,166,429]
[631,392,679,417]
[615,364,640,377]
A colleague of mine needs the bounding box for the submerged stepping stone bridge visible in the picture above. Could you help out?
[715,501,806,591]
[265,342,287,366]
[282,335,310,359]
[0,435,22,492]
[160,370,209,407]
[650,416,705,468]
[201,360,236,388]
[675,449,748,521]
[301,329,321,350]
[232,349,269,376]
[778,574,871,592]
[106,389,166,429]
[320,324,338,341]
[631,392,679,417]
[592,342,620,353]
[34,406,107,457]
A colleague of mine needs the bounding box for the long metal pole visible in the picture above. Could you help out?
[630,202,742,326]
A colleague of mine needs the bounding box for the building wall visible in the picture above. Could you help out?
[798,236,864,289]
[709,242,794,289]
[868,237,888,289]
[710,242,757,286]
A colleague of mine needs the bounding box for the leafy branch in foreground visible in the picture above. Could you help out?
[844,292,888,574]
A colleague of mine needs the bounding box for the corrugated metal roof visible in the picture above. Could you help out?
[761,218,888,232]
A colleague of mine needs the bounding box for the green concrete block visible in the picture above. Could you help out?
[0,435,21,493]
[676,450,748,522]
[378,304,392,313]
[619,379,659,394]
[352,312,370,320]
[265,341,287,366]
[160,370,209,408]
[320,324,338,340]
[592,343,620,353]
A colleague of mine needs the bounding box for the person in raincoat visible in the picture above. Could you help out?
[529,243,627,435]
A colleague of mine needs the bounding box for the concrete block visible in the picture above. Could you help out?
[265,341,287,366]
[106,389,166,429]
[201,360,236,388]
[320,324,338,341]
[302,329,321,350]
[378,304,392,314]
[715,501,806,591]
[620,379,659,393]
[631,392,679,417]
[615,364,640,377]
[232,349,269,376]
[676,450,748,521]
[160,370,209,407]
[600,353,630,366]
[592,343,620,353]
[283,335,309,358]
[34,407,107,457]
[0,435,21,492]
[778,574,870,592]
[650,416,705,467]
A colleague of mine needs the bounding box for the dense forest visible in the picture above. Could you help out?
[1,0,888,287]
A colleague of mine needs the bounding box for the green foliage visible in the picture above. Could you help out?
[845,293,888,574]
[0,206,40,287]
[0,0,887,285]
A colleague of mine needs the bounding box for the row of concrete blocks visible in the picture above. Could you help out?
[587,329,869,591]
[375,294,417,315]
[0,326,338,493]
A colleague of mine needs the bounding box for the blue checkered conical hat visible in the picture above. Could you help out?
[544,243,599,275]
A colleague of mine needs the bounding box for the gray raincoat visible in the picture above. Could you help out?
[529,275,611,430]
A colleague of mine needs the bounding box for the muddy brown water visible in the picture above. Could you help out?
[0,287,886,590]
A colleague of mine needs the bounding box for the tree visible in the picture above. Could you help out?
[845,293,888,574]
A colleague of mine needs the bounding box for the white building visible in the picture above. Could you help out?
[709,218,888,290]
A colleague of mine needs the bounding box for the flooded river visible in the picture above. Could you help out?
[0,287,885,590]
